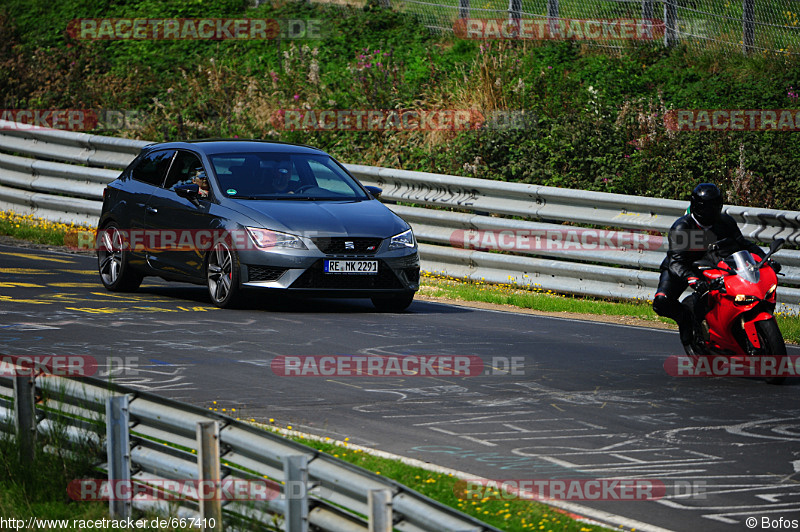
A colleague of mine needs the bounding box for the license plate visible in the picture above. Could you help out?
[324,260,378,274]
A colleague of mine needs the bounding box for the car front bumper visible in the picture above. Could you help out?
[238,247,420,297]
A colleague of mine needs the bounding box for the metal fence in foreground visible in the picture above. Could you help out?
[387,0,800,55]
[0,355,502,532]
[1,120,799,311]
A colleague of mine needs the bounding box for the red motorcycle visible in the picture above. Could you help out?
[681,238,788,385]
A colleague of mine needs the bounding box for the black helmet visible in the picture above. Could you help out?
[690,183,723,226]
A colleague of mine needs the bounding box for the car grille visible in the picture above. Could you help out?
[247,265,287,282]
[291,261,404,289]
[312,237,382,255]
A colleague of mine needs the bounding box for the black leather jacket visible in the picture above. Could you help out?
[660,213,763,282]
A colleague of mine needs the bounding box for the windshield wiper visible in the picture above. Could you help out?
[230,195,308,200]
[231,195,364,201]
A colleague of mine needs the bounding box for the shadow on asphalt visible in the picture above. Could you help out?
[136,285,473,315]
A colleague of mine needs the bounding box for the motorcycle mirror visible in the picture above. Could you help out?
[693,259,716,271]
[758,238,785,268]
[769,238,785,253]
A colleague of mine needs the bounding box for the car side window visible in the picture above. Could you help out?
[164,151,210,199]
[131,150,176,186]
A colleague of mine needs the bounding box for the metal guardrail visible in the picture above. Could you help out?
[0,356,501,532]
[1,120,799,310]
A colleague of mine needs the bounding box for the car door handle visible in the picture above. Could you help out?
[146,206,158,214]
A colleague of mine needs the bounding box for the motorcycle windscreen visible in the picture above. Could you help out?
[730,250,760,284]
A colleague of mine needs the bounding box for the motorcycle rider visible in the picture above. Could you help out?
[652,183,779,352]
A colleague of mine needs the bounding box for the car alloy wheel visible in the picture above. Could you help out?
[206,239,242,308]
[97,223,142,292]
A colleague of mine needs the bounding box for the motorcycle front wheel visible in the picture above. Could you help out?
[754,319,788,385]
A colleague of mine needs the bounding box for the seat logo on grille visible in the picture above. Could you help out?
[344,241,355,250]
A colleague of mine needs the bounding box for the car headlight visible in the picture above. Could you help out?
[246,227,307,250]
[389,228,416,250]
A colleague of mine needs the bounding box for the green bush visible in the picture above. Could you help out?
[2,0,800,209]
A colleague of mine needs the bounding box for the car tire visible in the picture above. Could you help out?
[97,222,143,292]
[371,293,415,312]
[206,240,243,309]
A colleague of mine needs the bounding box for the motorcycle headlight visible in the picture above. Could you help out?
[765,284,777,299]
[734,294,759,305]
[246,227,307,250]
[389,228,416,250]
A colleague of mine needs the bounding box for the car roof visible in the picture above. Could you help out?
[141,139,327,156]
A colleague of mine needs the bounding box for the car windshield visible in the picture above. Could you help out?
[208,152,369,201]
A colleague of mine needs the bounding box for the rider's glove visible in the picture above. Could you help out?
[687,276,709,293]
[768,259,782,274]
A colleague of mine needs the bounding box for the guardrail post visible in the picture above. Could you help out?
[283,455,308,532]
[459,0,470,20]
[368,489,392,532]
[197,421,223,532]
[13,375,35,465]
[742,0,755,54]
[106,396,131,520]
[547,0,559,38]
[663,0,677,46]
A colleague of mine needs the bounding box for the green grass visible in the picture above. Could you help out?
[263,428,610,532]
[421,272,658,318]
[420,271,800,344]
[0,211,93,247]
[144,415,609,531]
[0,412,201,532]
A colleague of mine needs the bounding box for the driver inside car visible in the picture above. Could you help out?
[191,169,210,198]
[262,160,296,194]
[652,183,780,354]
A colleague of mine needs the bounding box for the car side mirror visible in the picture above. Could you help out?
[174,183,200,200]
[364,186,382,200]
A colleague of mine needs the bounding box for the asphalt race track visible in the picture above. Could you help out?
[1,243,799,531]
